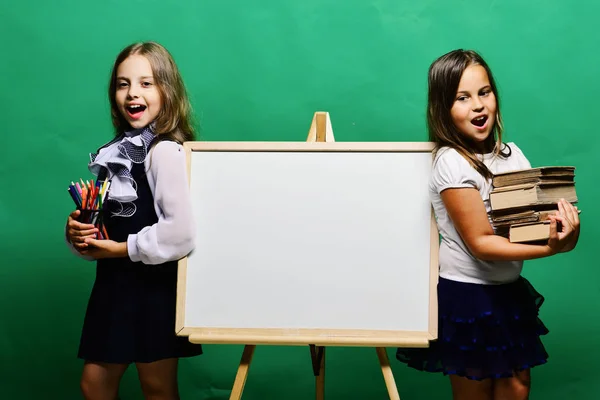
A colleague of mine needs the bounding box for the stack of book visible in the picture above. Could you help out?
[489,166,578,243]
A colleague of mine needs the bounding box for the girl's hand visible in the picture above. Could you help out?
[66,210,98,252]
[547,199,580,254]
[80,239,128,259]
[555,199,580,253]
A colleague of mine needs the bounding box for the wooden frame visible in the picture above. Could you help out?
[176,140,438,347]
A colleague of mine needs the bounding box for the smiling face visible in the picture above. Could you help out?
[114,54,162,130]
[450,64,497,150]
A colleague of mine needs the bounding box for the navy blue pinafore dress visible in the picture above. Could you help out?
[78,161,203,364]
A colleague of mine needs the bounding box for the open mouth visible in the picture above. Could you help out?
[126,104,147,119]
[471,115,487,128]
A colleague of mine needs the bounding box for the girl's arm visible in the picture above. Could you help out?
[442,187,579,261]
[125,140,196,264]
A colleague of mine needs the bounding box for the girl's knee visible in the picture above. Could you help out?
[513,370,531,397]
[80,375,117,400]
[449,375,493,400]
[501,382,530,400]
[79,377,94,399]
[138,373,179,400]
[137,358,179,400]
[80,362,127,400]
[495,371,531,400]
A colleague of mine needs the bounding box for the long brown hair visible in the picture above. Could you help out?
[108,42,196,145]
[427,49,509,179]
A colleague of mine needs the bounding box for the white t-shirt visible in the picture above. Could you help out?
[430,142,532,284]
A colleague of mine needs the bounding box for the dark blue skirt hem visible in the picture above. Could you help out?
[398,355,548,381]
[396,275,549,381]
[78,347,204,365]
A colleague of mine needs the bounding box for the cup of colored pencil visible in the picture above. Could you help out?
[67,178,111,240]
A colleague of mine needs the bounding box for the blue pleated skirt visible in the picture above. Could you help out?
[396,276,549,380]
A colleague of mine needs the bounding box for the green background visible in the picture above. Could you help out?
[2,0,598,399]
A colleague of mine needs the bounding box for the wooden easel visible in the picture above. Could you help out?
[228,112,401,400]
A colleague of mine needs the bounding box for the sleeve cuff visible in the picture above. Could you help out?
[127,234,141,262]
[437,182,477,193]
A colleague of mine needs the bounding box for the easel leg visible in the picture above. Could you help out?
[310,345,326,400]
[229,345,256,400]
[376,347,401,400]
[316,347,325,400]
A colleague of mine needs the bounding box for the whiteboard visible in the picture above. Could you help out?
[176,141,438,347]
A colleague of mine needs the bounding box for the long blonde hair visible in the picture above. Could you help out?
[108,41,196,145]
[427,49,509,179]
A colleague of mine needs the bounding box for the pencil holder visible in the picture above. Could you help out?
[77,208,110,240]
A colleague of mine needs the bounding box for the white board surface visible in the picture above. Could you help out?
[177,142,438,346]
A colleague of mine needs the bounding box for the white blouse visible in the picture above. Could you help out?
[67,140,196,265]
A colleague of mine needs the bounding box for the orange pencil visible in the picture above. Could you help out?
[81,188,88,210]
[89,186,98,210]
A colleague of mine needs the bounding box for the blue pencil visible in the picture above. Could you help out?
[68,185,81,207]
